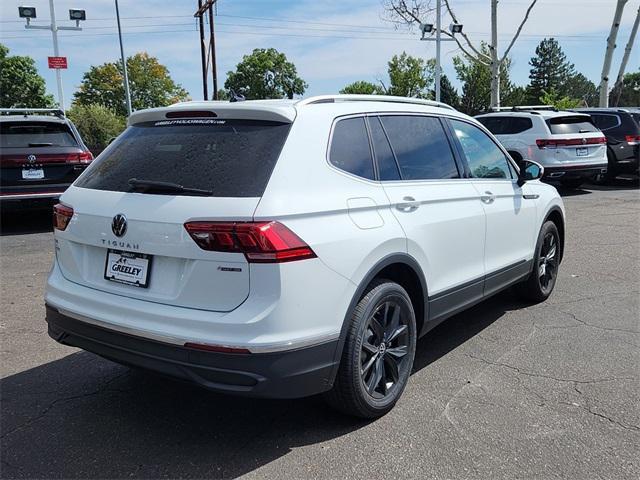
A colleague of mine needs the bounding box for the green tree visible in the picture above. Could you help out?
[74,52,189,117]
[539,88,580,109]
[610,70,640,107]
[340,80,384,95]
[224,48,307,100]
[0,44,55,108]
[385,52,435,98]
[527,38,575,103]
[66,104,126,151]
[431,74,460,109]
[453,44,514,115]
[564,73,598,106]
[503,85,528,107]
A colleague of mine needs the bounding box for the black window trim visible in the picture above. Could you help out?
[445,117,520,182]
[366,115,404,181]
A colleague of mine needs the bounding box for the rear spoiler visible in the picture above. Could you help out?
[0,108,65,118]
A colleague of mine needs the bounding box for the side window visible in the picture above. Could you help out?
[329,117,375,180]
[368,116,401,181]
[477,116,532,135]
[380,115,459,180]
[451,119,513,180]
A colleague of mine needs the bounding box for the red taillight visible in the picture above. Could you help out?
[53,203,73,231]
[184,221,317,263]
[536,137,607,149]
[78,151,93,163]
[184,342,250,354]
[625,135,640,145]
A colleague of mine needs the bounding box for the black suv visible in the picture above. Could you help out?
[572,108,640,181]
[0,108,93,208]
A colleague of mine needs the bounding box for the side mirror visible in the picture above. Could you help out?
[517,160,544,187]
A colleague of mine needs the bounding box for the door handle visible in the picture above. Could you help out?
[480,191,495,204]
[396,196,420,212]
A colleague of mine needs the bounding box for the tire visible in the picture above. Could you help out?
[605,149,618,183]
[560,178,584,189]
[516,221,560,303]
[324,279,417,418]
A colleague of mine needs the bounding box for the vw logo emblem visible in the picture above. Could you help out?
[27,154,37,164]
[111,214,127,238]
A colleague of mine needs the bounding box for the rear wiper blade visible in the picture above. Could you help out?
[128,178,213,196]
[28,142,53,147]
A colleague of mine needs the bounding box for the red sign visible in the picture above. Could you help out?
[48,56,67,69]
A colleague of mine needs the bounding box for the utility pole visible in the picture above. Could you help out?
[612,5,639,106]
[599,0,628,107]
[115,0,132,116]
[194,0,219,100]
[22,1,85,112]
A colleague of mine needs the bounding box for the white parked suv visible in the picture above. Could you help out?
[476,107,608,189]
[45,95,565,417]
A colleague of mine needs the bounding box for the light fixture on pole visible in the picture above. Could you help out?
[19,1,85,112]
[419,0,463,103]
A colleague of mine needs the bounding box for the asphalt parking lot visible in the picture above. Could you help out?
[1,181,639,479]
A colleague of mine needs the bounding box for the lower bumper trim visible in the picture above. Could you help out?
[46,305,339,399]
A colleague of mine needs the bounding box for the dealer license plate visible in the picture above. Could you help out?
[104,249,151,288]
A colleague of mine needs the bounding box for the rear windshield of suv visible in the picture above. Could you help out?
[75,119,291,197]
[0,121,77,148]
[546,116,598,135]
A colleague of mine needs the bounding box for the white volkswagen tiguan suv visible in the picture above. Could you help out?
[45,95,565,418]
[476,107,608,189]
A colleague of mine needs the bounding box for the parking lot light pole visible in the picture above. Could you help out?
[20,1,84,112]
[115,0,132,117]
[419,0,462,103]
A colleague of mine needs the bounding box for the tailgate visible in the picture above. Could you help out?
[55,187,258,312]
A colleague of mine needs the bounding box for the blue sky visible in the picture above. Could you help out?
[1,0,638,108]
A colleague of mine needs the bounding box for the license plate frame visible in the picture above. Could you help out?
[22,168,45,180]
[576,147,589,157]
[104,249,152,288]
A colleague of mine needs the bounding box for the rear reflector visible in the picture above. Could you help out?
[625,135,640,145]
[184,221,317,263]
[53,203,73,231]
[536,137,607,149]
[184,342,250,354]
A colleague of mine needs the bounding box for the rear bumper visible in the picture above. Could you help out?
[543,163,608,180]
[46,305,339,399]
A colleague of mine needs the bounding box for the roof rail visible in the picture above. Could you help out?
[491,105,558,112]
[0,108,65,118]
[297,94,456,110]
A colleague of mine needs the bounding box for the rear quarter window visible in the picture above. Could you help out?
[329,117,375,180]
[546,116,598,134]
[75,119,291,197]
[0,121,78,148]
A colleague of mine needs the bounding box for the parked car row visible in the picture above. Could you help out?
[476,106,639,189]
